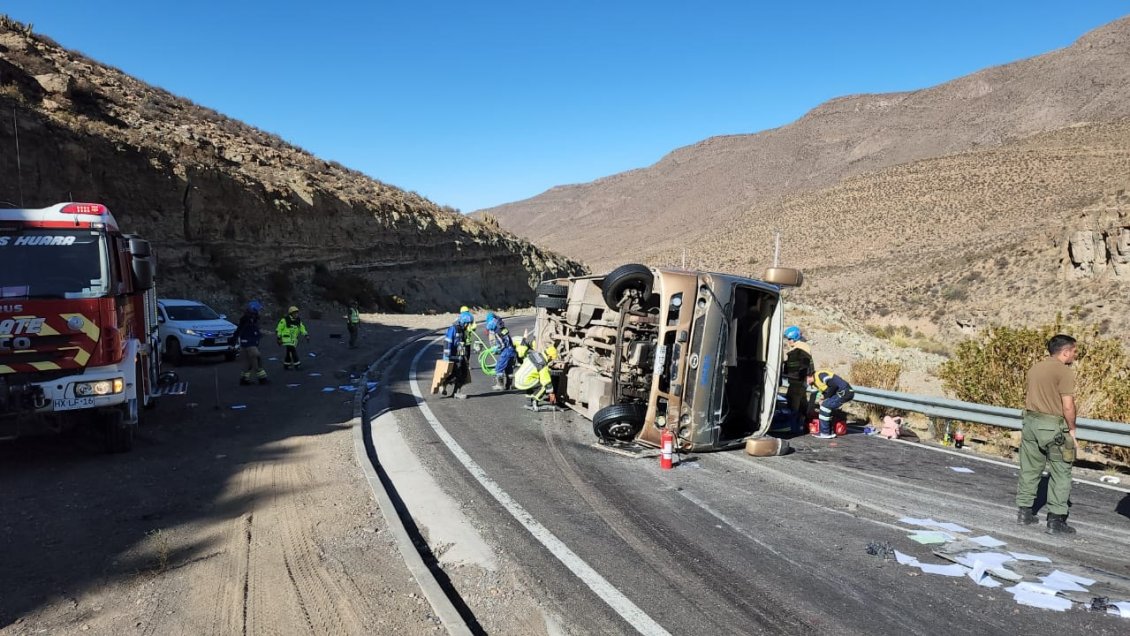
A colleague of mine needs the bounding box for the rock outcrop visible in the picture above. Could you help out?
[1062,190,1130,280]
[0,17,585,313]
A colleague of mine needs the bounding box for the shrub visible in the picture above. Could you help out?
[850,358,903,422]
[939,320,1130,464]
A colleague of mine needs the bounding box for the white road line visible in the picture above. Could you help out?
[408,340,671,636]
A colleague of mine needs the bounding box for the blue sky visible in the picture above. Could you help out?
[3,2,1128,212]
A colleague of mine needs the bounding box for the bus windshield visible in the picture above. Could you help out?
[0,230,110,299]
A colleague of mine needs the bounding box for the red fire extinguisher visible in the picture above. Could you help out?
[660,429,674,470]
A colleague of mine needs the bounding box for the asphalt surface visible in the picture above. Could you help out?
[388,318,1130,635]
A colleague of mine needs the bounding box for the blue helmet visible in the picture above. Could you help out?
[485,311,497,323]
[784,325,802,341]
[247,300,263,313]
[458,311,473,326]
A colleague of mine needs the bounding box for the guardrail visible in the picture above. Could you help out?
[852,386,1130,448]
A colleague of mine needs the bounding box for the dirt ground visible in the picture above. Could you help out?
[0,314,453,636]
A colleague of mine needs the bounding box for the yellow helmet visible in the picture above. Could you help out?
[459,305,470,313]
[288,306,299,314]
[545,345,558,361]
[813,370,833,392]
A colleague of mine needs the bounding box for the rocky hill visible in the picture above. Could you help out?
[478,15,1130,277]
[0,17,584,314]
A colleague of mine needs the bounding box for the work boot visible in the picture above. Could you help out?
[440,384,450,397]
[1016,507,1038,525]
[491,380,505,391]
[453,392,467,400]
[1046,514,1076,535]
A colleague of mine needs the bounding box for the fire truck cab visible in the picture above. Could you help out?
[0,202,163,452]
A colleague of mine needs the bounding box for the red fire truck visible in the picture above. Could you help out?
[0,202,166,452]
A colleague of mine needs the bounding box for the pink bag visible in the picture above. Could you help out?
[881,416,903,439]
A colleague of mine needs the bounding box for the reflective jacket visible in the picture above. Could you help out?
[348,308,360,325]
[276,315,308,346]
[514,351,554,399]
[814,370,853,399]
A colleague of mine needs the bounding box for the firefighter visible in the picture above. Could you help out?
[514,345,558,411]
[276,305,310,370]
[780,326,814,432]
[236,300,268,385]
[345,301,361,349]
[487,314,517,390]
[442,311,474,398]
[808,369,854,439]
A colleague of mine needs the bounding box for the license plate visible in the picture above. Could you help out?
[54,397,96,411]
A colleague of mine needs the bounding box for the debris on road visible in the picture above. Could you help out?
[950,466,975,473]
[866,541,895,559]
[230,404,247,410]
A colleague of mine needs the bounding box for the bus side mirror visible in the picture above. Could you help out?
[763,267,803,287]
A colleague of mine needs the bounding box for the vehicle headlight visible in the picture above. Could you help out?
[180,328,198,336]
[75,378,124,396]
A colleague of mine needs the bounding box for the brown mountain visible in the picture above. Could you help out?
[478,16,1130,276]
[0,17,584,314]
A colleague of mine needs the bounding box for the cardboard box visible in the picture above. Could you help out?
[431,360,454,394]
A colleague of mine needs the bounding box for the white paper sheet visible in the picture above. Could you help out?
[954,552,1013,569]
[934,522,971,533]
[321,387,336,393]
[969,535,1007,548]
[908,531,954,545]
[1006,582,1058,596]
[1045,570,1096,586]
[1012,590,1071,612]
[899,517,939,527]
[1008,551,1052,563]
[919,563,969,577]
[968,560,988,584]
[286,383,300,388]
[949,466,975,473]
[1040,572,1091,593]
[894,551,920,566]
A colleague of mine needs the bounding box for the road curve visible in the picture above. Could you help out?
[385,318,1130,635]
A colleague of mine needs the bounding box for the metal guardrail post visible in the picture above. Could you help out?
[852,386,1130,448]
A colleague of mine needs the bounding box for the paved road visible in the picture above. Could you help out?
[388,319,1130,635]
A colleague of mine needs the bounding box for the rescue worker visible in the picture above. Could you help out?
[442,311,474,398]
[515,331,535,362]
[808,370,854,439]
[514,345,558,411]
[276,305,310,370]
[345,301,361,349]
[1016,334,1078,535]
[781,326,815,431]
[236,300,268,385]
[486,314,517,390]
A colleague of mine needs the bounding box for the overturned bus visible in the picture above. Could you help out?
[533,263,803,452]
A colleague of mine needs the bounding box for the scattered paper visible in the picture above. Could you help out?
[969,535,1007,548]
[308,372,322,377]
[1012,590,1072,612]
[949,466,975,473]
[1040,570,1094,593]
[954,552,1013,569]
[919,563,968,577]
[989,567,1023,582]
[1099,475,1122,485]
[1006,582,1058,596]
[894,551,920,566]
[976,576,1002,588]
[308,352,318,357]
[899,517,937,527]
[230,404,247,410]
[321,387,336,393]
[934,522,970,533]
[908,531,953,545]
[366,382,378,391]
[1108,602,1130,618]
[1008,551,1052,563]
[339,385,358,392]
[968,560,988,584]
[286,383,300,388]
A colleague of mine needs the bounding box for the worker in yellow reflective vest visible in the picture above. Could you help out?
[276,305,310,369]
[515,345,558,411]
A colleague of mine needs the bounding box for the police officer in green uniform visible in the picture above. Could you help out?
[1016,334,1078,535]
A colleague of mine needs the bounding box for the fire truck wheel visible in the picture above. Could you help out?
[164,337,182,365]
[593,403,646,442]
[103,407,133,453]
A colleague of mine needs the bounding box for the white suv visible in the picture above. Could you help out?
[157,299,239,364]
